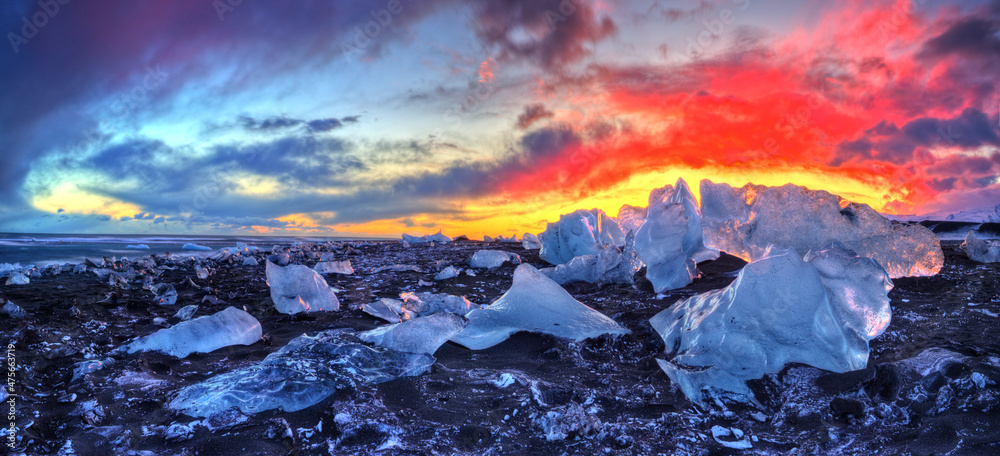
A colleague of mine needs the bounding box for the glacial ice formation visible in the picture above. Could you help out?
[169,329,435,417]
[121,307,262,358]
[539,209,625,265]
[468,250,521,269]
[650,244,893,404]
[358,313,469,355]
[522,233,543,250]
[699,180,943,278]
[182,243,212,251]
[402,230,452,244]
[451,264,629,349]
[266,261,341,314]
[541,233,641,285]
[616,204,647,235]
[961,230,1000,263]
[314,260,354,275]
[634,179,719,292]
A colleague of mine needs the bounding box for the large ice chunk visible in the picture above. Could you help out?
[121,307,262,358]
[451,264,629,349]
[616,204,647,235]
[699,180,943,278]
[361,292,475,323]
[961,230,1000,263]
[169,329,434,417]
[314,260,354,275]
[359,313,469,355]
[522,233,543,250]
[265,261,341,314]
[540,232,642,285]
[468,250,521,269]
[634,179,719,292]
[650,244,893,404]
[539,209,625,265]
[401,230,452,244]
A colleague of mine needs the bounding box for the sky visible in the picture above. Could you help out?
[0,0,998,238]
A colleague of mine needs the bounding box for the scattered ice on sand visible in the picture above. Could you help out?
[266,261,341,314]
[121,307,262,358]
[451,264,629,349]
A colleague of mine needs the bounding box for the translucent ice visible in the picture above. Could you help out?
[468,250,521,269]
[363,292,475,323]
[650,245,893,404]
[182,243,212,251]
[314,260,354,275]
[522,233,543,250]
[242,256,259,266]
[3,300,26,319]
[121,307,262,358]
[961,230,1000,263]
[174,305,199,321]
[634,179,719,292]
[539,209,625,265]
[5,271,28,285]
[616,204,647,235]
[402,230,452,244]
[451,264,629,349]
[434,266,460,280]
[169,329,434,417]
[359,313,469,355]
[699,180,943,278]
[150,283,177,306]
[540,255,597,284]
[541,234,641,285]
[126,244,150,250]
[266,261,341,314]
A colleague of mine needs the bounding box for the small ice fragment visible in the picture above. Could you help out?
[121,307,262,358]
[126,244,150,250]
[522,233,543,250]
[961,230,1000,263]
[174,305,199,321]
[266,261,340,314]
[468,250,521,269]
[434,266,459,280]
[182,243,212,251]
[242,256,259,266]
[451,264,629,349]
[418,279,433,287]
[484,235,495,242]
[5,271,29,285]
[493,373,516,388]
[362,298,407,323]
[150,283,177,306]
[314,260,354,275]
[195,267,210,280]
[358,313,468,355]
[3,300,27,319]
[711,426,752,450]
[372,264,423,273]
[402,230,451,244]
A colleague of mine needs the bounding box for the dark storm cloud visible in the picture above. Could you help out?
[919,17,1000,58]
[516,103,555,129]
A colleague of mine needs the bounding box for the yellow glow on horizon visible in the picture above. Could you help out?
[31,183,142,219]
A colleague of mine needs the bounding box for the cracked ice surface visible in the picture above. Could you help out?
[699,180,943,278]
[121,307,262,358]
[451,264,629,350]
[651,244,892,404]
[170,329,435,417]
[266,261,340,314]
[539,209,625,265]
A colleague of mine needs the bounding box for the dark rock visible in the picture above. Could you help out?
[830,397,866,422]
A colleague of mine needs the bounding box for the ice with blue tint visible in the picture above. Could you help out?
[182,243,212,251]
[540,233,640,285]
[522,233,542,250]
[150,283,177,306]
[539,209,625,265]
[362,292,475,323]
[650,244,893,404]
[634,178,719,292]
[266,261,340,314]
[468,250,521,269]
[699,180,943,278]
[242,256,259,266]
[359,313,468,355]
[126,244,150,250]
[169,329,435,417]
[314,260,354,275]
[541,255,597,284]
[616,204,647,235]
[121,307,262,358]
[451,264,629,350]
[961,230,1000,263]
[402,230,452,244]
[434,266,460,280]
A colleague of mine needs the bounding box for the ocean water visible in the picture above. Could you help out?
[0,233,375,266]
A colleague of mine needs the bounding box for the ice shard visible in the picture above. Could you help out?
[169,329,434,417]
[451,264,629,349]
[616,204,647,235]
[522,233,543,250]
[468,250,521,269]
[266,261,341,314]
[314,260,354,275]
[121,307,262,358]
[596,232,642,285]
[650,245,893,404]
[634,179,719,292]
[539,209,625,265]
[961,230,1000,263]
[358,313,469,355]
[699,180,943,278]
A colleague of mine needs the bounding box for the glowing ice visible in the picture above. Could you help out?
[314,260,354,275]
[169,329,434,417]
[451,264,629,349]
[699,180,943,278]
[961,230,1000,263]
[121,307,262,358]
[539,209,625,265]
[359,313,468,355]
[468,250,521,269]
[650,244,892,404]
[616,204,647,235]
[634,179,719,292]
[362,292,475,323]
[266,261,341,314]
